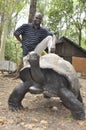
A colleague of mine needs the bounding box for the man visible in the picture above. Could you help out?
[14,12,56,93]
[14,12,56,66]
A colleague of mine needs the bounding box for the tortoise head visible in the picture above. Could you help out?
[29,51,40,66]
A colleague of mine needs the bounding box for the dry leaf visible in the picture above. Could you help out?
[77,120,86,126]
[0,118,5,125]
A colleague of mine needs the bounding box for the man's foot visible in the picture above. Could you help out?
[29,86,43,94]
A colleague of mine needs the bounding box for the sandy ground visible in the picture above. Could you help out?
[0,73,86,130]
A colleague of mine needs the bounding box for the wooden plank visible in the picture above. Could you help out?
[0,60,17,72]
[72,57,86,73]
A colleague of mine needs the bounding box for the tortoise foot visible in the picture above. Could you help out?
[8,103,24,111]
[72,111,85,120]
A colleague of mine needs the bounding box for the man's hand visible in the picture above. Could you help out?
[14,32,22,43]
[50,48,56,53]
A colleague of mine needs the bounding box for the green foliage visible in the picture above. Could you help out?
[81,38,86,50]
[37,0,49,15]
[46,0,86,48]
[0,0,29,60]
[47,0,73,31]
[5,36,22,65]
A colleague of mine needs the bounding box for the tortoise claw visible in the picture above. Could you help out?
[8,103,24,111]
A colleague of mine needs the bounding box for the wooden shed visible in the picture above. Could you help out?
[55,36,86,73]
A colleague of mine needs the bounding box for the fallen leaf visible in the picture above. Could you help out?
[0,118,5,125]
[77,120,86,126]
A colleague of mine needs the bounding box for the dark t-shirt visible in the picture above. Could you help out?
[14,23,52,56]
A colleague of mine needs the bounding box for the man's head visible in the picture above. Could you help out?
[33,12,43,27]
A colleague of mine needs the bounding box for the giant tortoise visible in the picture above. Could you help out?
[8,52,85,120]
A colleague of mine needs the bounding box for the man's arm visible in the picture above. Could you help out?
[14,32,22,43]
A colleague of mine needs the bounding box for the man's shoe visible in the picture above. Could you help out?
[29,86,43,94]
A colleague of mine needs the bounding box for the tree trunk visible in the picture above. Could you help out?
[0,12,5,46]
[28,0,37,23]
[78,28,82,47]
[0,22,8,60]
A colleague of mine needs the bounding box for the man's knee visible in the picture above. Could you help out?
[23,55,30,66]
[45,35,52,41]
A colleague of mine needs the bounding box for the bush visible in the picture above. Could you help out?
[5,36,22,66]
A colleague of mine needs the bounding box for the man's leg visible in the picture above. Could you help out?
[23,35,56,66]
[34,36,53,55]
[23,55,30,66]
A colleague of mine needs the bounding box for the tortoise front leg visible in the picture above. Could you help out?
[77,91,83,103]
[59,88,85,120]
[8,82,30,111]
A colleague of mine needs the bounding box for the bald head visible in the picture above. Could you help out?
[33,12,43,27]
[34,13,43,19]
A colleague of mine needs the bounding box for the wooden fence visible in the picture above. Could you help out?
[72,57,86,74]
[0,60,17,72]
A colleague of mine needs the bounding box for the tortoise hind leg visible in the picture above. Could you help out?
[59,88,85,120]
[8,82,30,111]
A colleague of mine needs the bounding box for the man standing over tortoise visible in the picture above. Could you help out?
[14,12,56,66]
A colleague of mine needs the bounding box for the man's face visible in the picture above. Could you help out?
[33,14,42,26]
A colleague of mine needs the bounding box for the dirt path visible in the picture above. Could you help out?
[0,73,86,130]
